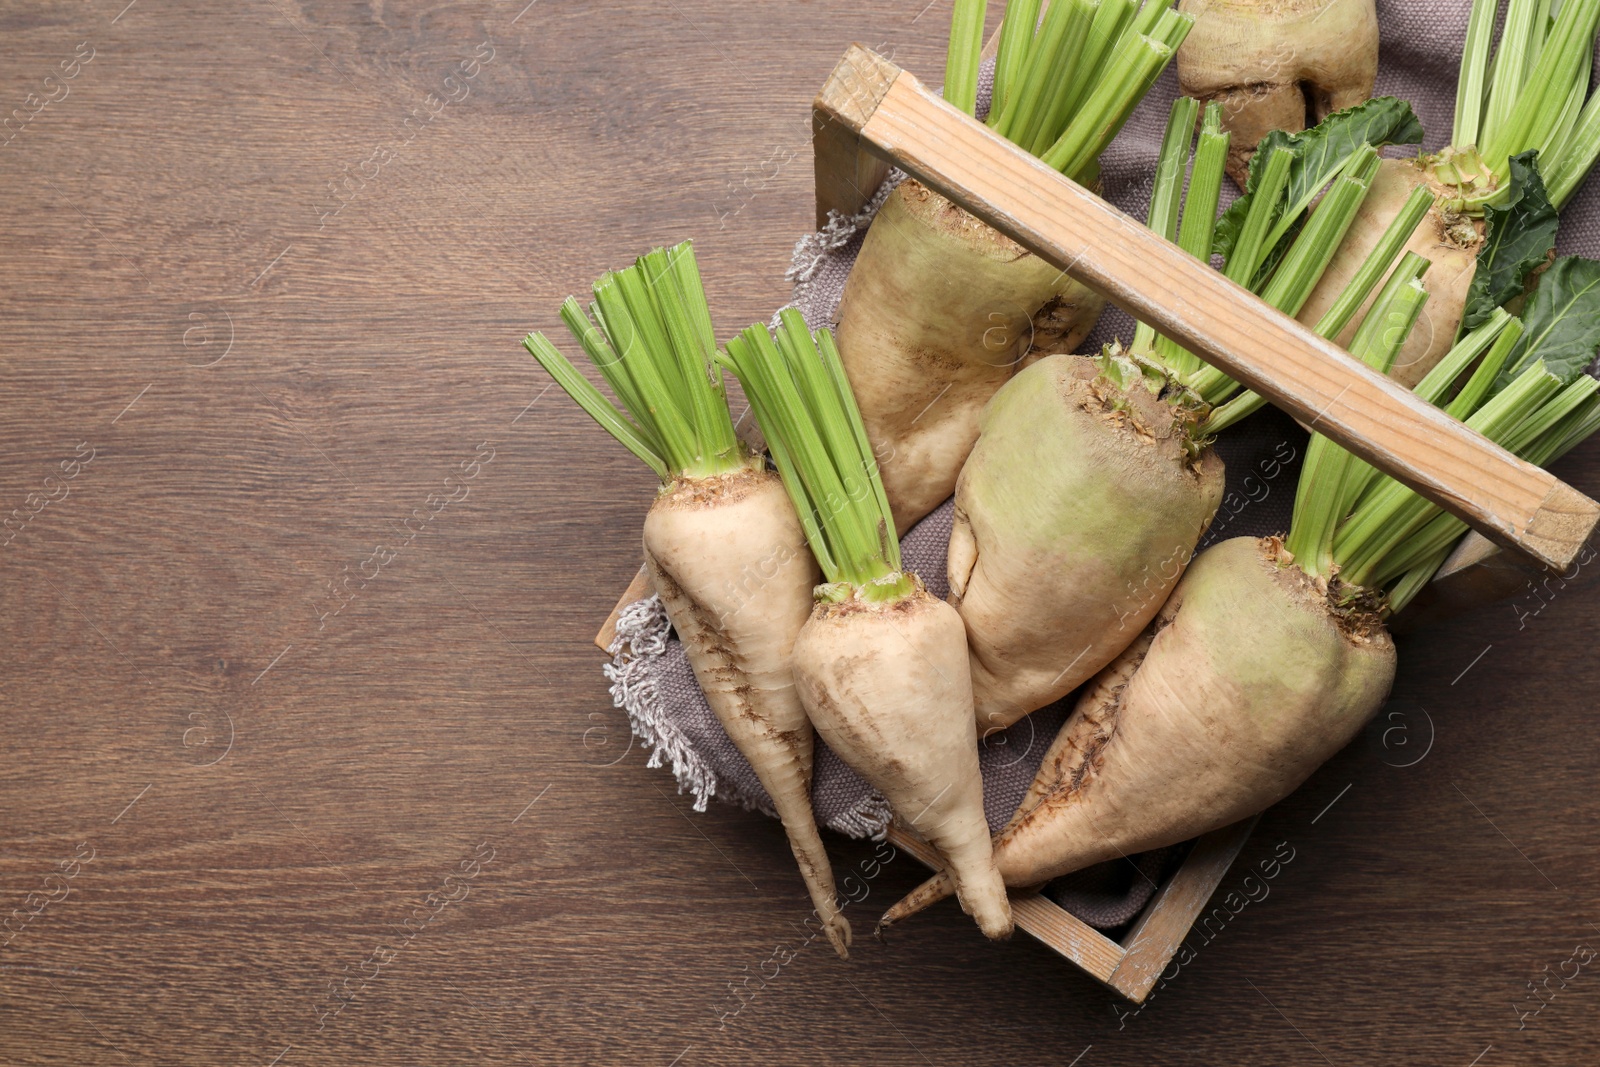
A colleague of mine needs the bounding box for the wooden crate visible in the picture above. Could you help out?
[586,43,1600,1003]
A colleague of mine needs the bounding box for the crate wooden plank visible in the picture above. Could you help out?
[1010,894,1127,983]
[886,826,1127,984]
[594,564,652,653]
[1108,816,1259,1002]
[811,44,1598,574]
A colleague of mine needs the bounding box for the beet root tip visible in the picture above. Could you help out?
[878,870,957,931]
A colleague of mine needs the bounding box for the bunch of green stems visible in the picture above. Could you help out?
[1127,97,1437,433]
[1452,0,1600,208]
[1285,291,1600,611]
[944,0,1194,185]
[522,241,746,484]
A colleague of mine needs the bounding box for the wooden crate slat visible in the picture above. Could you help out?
[886,827,1126,984]
[811,44,1598,574]
[1011,894,1126,983]
[812,49,896,227]
[1108,816,1259,1002]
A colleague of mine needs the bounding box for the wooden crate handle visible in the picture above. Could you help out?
[811,44,1598,574]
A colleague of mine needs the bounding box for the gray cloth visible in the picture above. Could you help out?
[606,0,1600,931]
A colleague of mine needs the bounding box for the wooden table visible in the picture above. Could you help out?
[2,2,1597,1063]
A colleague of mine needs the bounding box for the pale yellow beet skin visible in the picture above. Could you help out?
[643,465,852,958]
[881,631,1158,927]
[1178,0,1378,186]
[883,536,1395,927]
[950,355,1224,733]
[991,536,1395,888]
[791,586,1013,939]
[1296,157,1482,388]
[834,179,1105,534]
[1002,626,1158,836]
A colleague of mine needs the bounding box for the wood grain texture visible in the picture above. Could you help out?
[816,44,1599,573]
[594,565,651,653]
[3,3,1600,1065]
[1109,817,1259,1001]
[812,46,897,226]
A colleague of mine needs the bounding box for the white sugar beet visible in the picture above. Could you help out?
[644,466,851,959]
[792,584,1012,940]
[883,536,1395,932]
[835,180,1105,533]
[950,354,1224,733]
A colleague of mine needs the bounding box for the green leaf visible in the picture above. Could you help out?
[1462,150,1559,330]
[1214,96,1425,264]
[1498,256,1600,388]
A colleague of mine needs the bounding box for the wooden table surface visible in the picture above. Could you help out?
[3,2,1598,1064]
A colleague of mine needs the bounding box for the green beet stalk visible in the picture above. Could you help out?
[990,0,1092,144]
[1333,364,1567,591]
[1480,0,1600,183]
[944,0,987,116]
[1032,0,1134,152]
[1203,183,1438,433]
[1332,309,1524,518]
[978,0,1190,184]
[990,0,1041,120]
[1284,262,1430,579]
[1129,96,1202,360]
[719,310,906,598]
[1017,0,1096,155]
[1449,0,1600,199]
[1042,19,1190,182]
[524,240,745,481]
[1129,99,1429,421]
[1384,373,1600,610]
[1152,103,1231,377]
